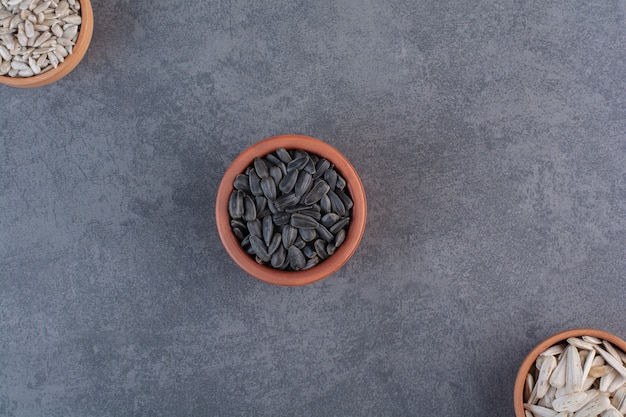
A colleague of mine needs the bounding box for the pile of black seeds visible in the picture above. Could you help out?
[228,148,353,271]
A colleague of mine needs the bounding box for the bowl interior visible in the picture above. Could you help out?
[0,0,93,88]
[513,328,626,417]
[216,134,367,286]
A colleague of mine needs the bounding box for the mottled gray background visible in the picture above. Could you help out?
[1,0,625,416]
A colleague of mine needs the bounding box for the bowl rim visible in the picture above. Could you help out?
[513,328,626,417]
[215,133,367,286]
[0,0,93,88]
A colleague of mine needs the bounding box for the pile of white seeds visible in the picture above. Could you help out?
[524,336,626,417]
[0,0,81,77]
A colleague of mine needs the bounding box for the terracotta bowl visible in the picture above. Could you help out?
[216,134,367,286]
[514,328,626,416]
[0,0,93,88]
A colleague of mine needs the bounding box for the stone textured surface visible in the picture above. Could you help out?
[1,0,625,416]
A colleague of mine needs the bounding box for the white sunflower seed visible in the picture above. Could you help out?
[608,375,626,394]
[33,29,49,46]
[50,22,61,37]
[55,36,72,46]
[17,66,32,76]
[600,369,618,392]
[596,346,626,380]
[33,0,49,14]
[10,58,28,69]
[537,355,557,399]
[524,404,558,417]
[24,19,35,37]
[612,387,626,412]
[573,395,611,417]
[0,43,10,59]
[27,55,39,73]
[552,391,589,413]
[0,59,9,74]
[55,0,68,17]
[566,345,584,394]
[600,407,623,417]
[46,49,57,66]
[61,22,75,38]
[550,348,568,388]
[17,30,28,46]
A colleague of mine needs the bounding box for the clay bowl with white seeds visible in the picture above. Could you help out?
[215,134,367,286]
[0,0,93,88]
[514,328,626,417]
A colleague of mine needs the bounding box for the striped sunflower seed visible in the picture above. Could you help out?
[260,177,277,200]
[328,190,346,216]
[316,224,334,242]
[247,219,262,239]
[294,171,313,197]
[299,227,317,242]
[321,213,340,228]
[254,157,269,178]
[271,245,287,269]
[313,159,330,179]
[320,194,332,213]
[275,148,292,163]
[302,158,316,174]
[262,215,273,246]
[269,165,283,185]
[324,169,338,190]
[254,195,267,213]
[242,195,256,222]
[290,213,318,229]
[248,170,262,196]
[335,188,353,210]
[267,233,281,255]
[274,192,300,212]
[249,235,270,262]
[303,179,330,205]
[336,174,347,190]
[329,217,350,234]
[233,174,250,191]
[287,155,308,172]
[272,211,291,226]
[263,153,282,167]
[314,239,329,260]
[287,246,306,270]
[334,229,346,247]
[281,225,297,248]
[278,169,298,194]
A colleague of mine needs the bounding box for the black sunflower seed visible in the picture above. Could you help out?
[303,180,330,205]
[254,157,269,178]
[233,174,250,191]
[287,246,306,270]
[276,148,292,163]
[290,213,319,229]
[242,195,257,222]
[228,190,244,219]
[261,177,277,200]
[278,169,298,194]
